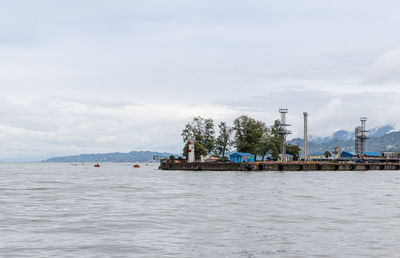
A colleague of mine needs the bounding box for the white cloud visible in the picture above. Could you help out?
[367,48,400,84]
[0,96,242,161]
[1,1,400,160]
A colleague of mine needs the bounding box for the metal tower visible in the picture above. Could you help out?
[359,117,369,157]
[303,112,308,161]
[355,117,369,157]
[354,126,361,156]
[278,109,292,162]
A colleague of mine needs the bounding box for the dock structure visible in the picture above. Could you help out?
[160,161,400,171]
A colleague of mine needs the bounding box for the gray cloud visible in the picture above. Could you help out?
[1,0,400,160]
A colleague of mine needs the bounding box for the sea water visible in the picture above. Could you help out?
[0,163,399,257]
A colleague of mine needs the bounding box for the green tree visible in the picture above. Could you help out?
[266,120,301,161]
[181,116,215,153]
[324,150,332,158]
[232,115,265,158]
[256,128,276,161]
[286,145,301,161]
[269,119,283,160]
[215,122,232,157]
[183,142,207,160]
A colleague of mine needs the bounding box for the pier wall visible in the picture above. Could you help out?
[159,162,400,171]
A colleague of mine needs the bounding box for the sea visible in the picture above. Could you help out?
[0,162,399,257]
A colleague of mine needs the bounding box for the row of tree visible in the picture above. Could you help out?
[181,115,301,161]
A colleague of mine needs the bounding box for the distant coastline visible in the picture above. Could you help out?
[45,151,176,163]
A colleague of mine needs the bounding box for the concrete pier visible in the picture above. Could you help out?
[159,161,400,171]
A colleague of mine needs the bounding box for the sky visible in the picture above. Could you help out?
[1,0,400,161]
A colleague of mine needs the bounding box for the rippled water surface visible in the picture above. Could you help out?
[1,163,400,257]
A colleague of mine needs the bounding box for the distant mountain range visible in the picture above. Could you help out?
[289,125,400,154]
[307,125,394,144]
[46,151,176,163]
[46,125,398,162]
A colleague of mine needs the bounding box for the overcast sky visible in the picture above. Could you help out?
[1,0,400,161]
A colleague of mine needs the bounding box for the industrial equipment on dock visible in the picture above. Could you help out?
[355,117,369,158]
[278,109,292,162]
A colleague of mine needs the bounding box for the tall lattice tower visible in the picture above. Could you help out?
[278,109,292,162]
[355,117,369,157]
[354,126,361,156]
[359,117,369,156]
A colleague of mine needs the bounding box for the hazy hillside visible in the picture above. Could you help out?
[46,151,176,163]
[307,125,394,144]
[289,130,400,154]
[46,125,398,161]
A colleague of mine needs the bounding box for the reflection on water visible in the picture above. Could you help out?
[0,163,399,257]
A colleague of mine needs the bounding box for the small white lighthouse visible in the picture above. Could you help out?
[188,138,195,163]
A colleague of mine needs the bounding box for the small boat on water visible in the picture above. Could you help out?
[94,163,100,167]
[133,164,140,168]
